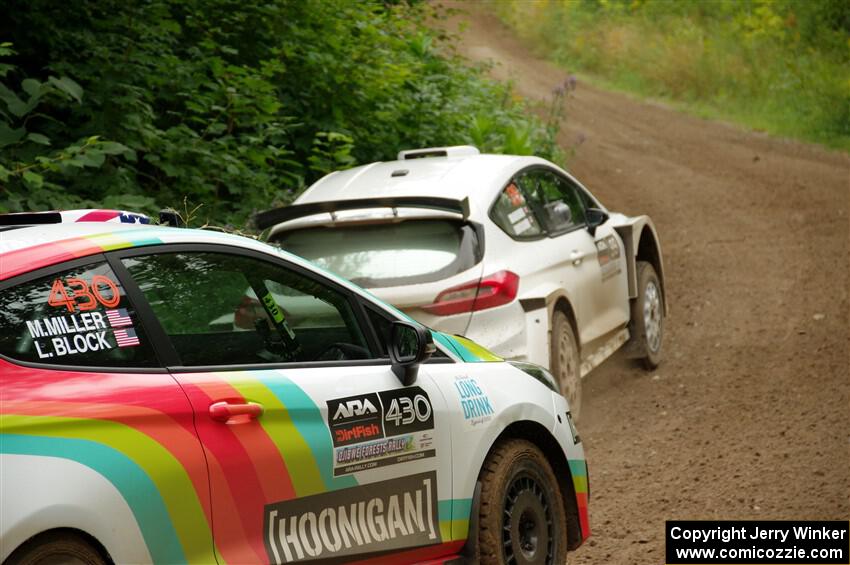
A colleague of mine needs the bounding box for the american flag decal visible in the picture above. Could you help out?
[114,327,140,348]
[106,308,132,328]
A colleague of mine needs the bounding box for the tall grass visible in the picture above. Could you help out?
[491,0,850,150]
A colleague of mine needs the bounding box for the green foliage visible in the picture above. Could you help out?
[0,1,561,226]
[0,43,142,212]
[493,0,850,149]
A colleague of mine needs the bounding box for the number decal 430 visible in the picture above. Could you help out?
[379,387,434,436]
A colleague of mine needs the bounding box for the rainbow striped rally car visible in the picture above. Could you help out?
[0,210,589,565]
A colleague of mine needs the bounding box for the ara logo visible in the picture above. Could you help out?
[327,392,385,447]
[333,398,378,421]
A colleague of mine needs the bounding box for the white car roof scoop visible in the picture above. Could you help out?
[397,145,480,160]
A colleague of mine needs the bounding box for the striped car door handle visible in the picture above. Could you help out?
[209,400,264,424]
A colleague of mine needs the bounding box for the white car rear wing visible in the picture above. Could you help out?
[255,196,471,230]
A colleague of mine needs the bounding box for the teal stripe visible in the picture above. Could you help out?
[435,332,480,362]
[438,498,473,522]
[126,236,162,246]
[568,458,587,477]
[432,331,464,360]
[254,372,358,491]
[1,434,185,564]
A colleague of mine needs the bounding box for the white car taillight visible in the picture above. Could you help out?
[422,270,519,316]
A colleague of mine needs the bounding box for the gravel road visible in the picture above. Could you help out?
[436,5,850,563]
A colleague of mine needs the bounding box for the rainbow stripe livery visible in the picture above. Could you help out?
[1,219,589,564]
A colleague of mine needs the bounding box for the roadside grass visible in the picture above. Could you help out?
[490,0,850,151]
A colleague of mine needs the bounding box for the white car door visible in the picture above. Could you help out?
[580,218,630,342]
[515,169,630,345]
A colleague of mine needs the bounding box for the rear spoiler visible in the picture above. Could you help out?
[0,212,63,225]
[255,196,470,230]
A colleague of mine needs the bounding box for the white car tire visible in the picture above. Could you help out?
[550,309,582,421]
[631,261,664,369]
[477,439,569,565]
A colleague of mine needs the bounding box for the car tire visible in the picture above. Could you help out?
[5,531,106,565]
[550,309,581,421]
[631,261,664,369]
[477,439,569,565]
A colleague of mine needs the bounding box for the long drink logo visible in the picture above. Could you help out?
[264,472,440,563]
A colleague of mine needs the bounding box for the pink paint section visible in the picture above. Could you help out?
[75,210,121,222]
[0,238,105,280]
[0,229,168,280]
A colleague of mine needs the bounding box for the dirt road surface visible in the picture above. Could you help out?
[436,5,850,563]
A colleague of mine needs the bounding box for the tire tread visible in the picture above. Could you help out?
[477,439,569,565]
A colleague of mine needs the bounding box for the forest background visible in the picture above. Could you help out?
[0,0,562,227]
[1,0,846,228]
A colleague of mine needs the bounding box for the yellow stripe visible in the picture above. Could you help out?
[449,519,470,541]
[572,475,588,493]
[454,336,503,361]
[227,376,327,495]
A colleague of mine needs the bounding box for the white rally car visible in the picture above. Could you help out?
[258,146,666,418]
[0,210,588,565]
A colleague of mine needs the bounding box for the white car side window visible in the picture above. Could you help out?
[517,169,587,234]
[491,180,544,238]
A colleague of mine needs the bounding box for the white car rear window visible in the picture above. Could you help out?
[273,220,481,288]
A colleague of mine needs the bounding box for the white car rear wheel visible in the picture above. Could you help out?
[550,309,581,421]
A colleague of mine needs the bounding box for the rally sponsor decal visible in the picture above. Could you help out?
[264,471,440,564]
[334,435,434,477]
[328,392,384,448]
[379,387,434,436]
[25,311,115,359]
[326,387,436,476]
[48,275,121,312]
[26,275,141,359]
[595,234,622,281]
[454,376,494,427]
[505,183,525,207]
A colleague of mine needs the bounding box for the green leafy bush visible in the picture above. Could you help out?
[0,1,561,227]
